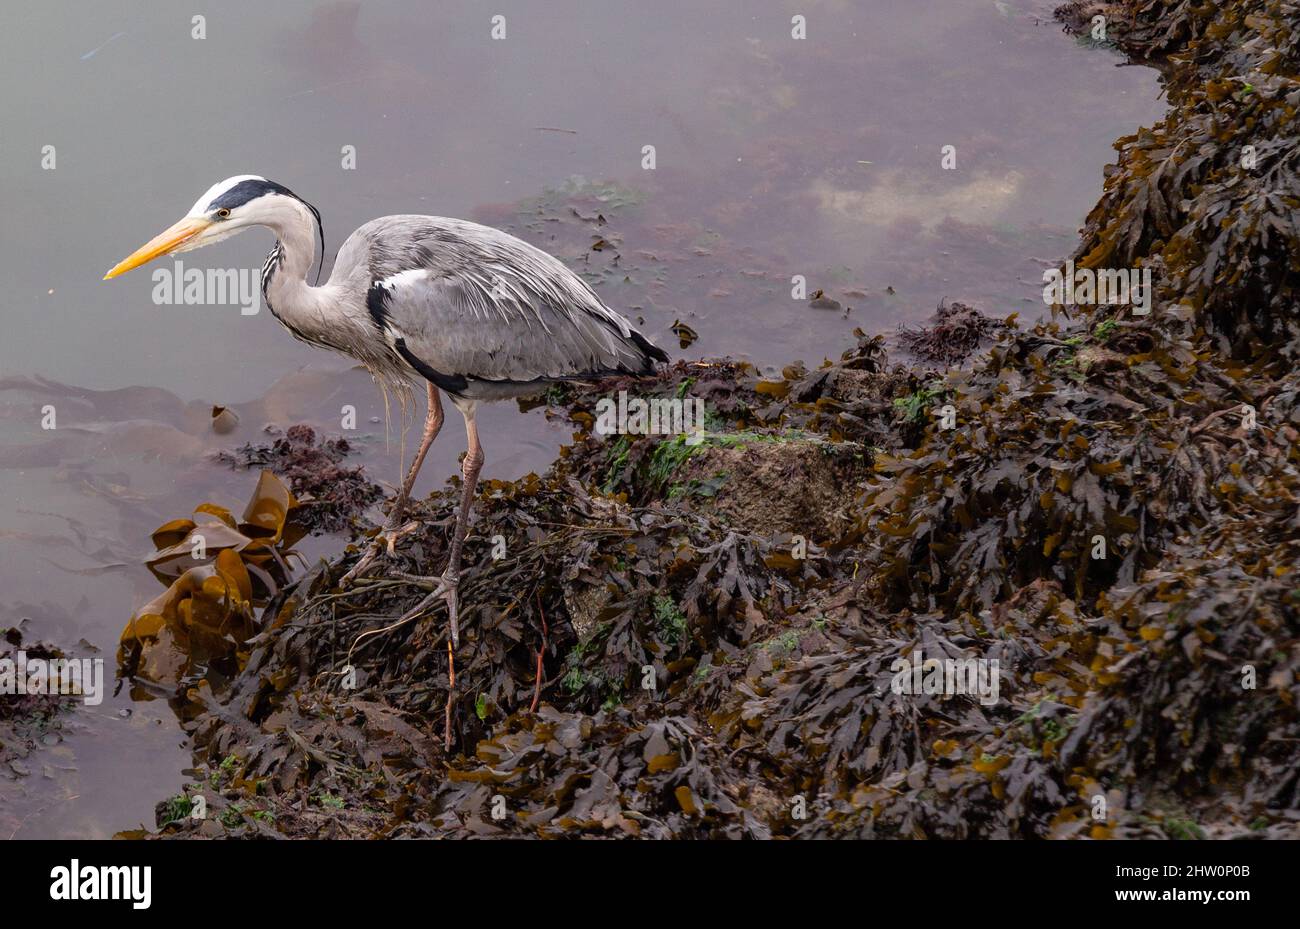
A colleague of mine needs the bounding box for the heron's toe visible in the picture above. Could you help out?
[380,519,421,555]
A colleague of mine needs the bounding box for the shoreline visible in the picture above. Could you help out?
[119,0,1300,839]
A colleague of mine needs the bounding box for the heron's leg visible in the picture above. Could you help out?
[387,383,445,534]
[441,405,484,647]
[340,383,444,587]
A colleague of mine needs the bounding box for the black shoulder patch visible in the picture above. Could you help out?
[366,282,391,331]
[393,338,469,395]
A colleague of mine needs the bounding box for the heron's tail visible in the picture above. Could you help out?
[628,329,670,368]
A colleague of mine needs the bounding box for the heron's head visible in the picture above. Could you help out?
[103,175,322,280]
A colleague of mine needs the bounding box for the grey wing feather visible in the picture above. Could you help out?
[346,215,666,388]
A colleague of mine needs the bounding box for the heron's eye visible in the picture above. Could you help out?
[216,208,231,219]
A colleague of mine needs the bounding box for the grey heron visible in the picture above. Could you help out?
[104,175,668,644]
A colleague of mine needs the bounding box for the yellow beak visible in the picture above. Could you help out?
[103,216,212,280]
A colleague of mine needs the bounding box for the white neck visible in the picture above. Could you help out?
[254,196,387,375]
[261,196,324,323]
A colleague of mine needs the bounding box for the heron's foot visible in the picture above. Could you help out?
[390,568,461,647]
[339,520,421,588]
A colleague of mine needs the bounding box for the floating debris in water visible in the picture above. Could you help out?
[210,405,239,434]
[670,319,700,349]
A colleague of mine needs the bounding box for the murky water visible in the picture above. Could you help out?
[0,0,1164,837]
